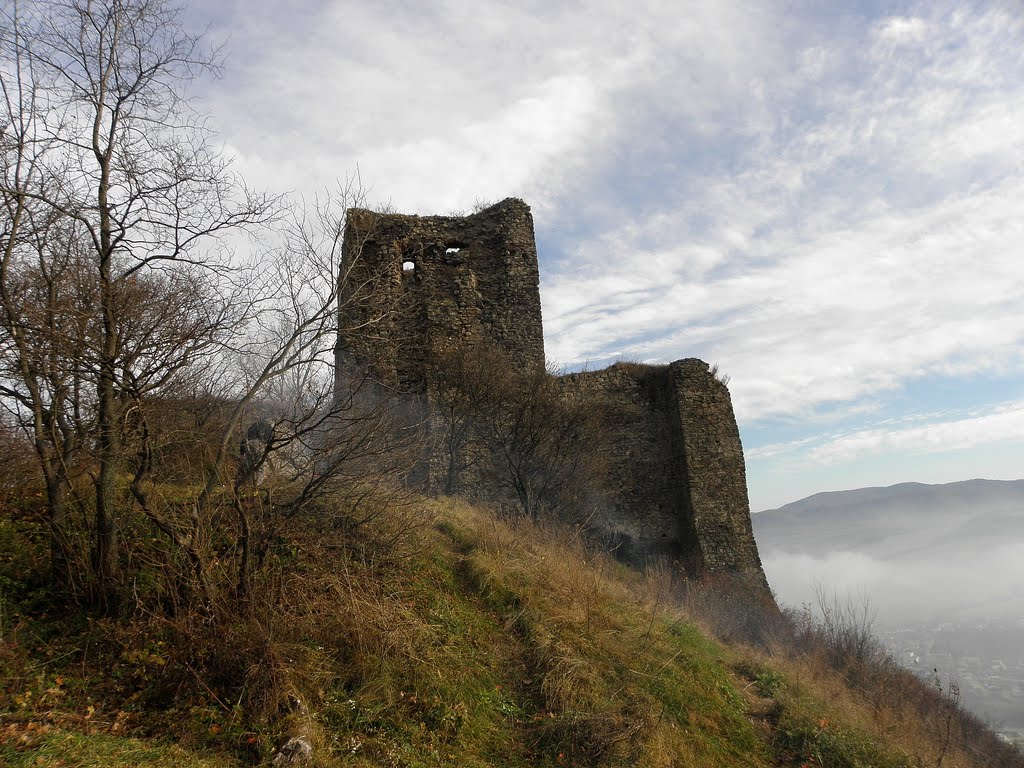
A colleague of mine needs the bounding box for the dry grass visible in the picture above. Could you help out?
[666,572,1023,768]
[2,489,1021,767]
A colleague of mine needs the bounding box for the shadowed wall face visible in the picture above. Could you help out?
[559,364,692,565]
[560,361,767,587]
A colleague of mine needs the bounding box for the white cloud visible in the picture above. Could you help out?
[875,16,929,46]
[805,400,1024,466]
[204,1,607,205]
[203,0,787,214]
[545,173,1024,422]
[540,3,1024,424]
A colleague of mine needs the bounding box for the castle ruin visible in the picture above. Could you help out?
[336,198,767,588]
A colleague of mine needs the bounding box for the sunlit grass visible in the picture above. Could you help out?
[1,493,1017,766]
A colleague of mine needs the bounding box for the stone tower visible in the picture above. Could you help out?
[336,198,768,589]
[336,198,544,391]
[559,361,767,584]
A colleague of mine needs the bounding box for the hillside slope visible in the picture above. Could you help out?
[2,497,1020,767]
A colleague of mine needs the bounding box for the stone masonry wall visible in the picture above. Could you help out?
[335,198,768,590]
[560,361,767,587]
[670,359,767,584]
[558,363,695,566]
[336,199,544,390]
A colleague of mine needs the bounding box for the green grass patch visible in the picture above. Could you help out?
[0,727,238,768]
[773,709,914,768]
[2,493,1012,768]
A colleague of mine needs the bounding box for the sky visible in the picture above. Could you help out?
[190,0,1024,511]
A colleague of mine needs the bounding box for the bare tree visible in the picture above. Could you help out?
[1,0,272,608]
[426,344,502,494]
[0,219,96,587]
[94,177,429,608]
[426,342,605,521]
[1,2,84,586]
[215,184,428,601]
[2,1,427,616]
[482,362,603,522]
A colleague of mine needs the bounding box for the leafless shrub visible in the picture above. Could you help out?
[471,197,498,213]
[0,416,39,507]
[765,586,1024,767]
[426,343,606,522]
[679,571,786,647]
[803,585,890,677]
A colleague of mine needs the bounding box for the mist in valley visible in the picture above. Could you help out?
[753,478,1024,628]
[761,544,1024,627]
[753,479,1024,740]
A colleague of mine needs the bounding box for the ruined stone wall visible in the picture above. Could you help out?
[559,364,693,565]
[560,361,767,586]
[336,199,544,391]
[670,359,765,580]
[335,198,768,590]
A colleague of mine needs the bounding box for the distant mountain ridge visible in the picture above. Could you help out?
[752,478,1024,560]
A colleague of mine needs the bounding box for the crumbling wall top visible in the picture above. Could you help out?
[337,198,544,389]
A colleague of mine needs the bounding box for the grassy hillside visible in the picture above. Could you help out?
[2,495,1020,767]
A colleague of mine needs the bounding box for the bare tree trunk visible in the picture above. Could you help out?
[91,55,121,610]
[94,348,121,609]
[43,469,71,585]
[445,425,460,494]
